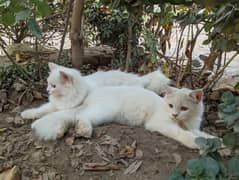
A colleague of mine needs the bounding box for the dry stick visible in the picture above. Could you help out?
[125,14,133,72]
[57,0,74,62]
[204,51,239,92]
[0,37,32,82]
[175,26,185,67]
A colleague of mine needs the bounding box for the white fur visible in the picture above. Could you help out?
[21,63,170,119]
[31,86,216,149]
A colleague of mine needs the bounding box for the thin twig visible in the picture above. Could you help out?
[204,51,239,92]
[57,0,74,61]
[0,37,33,82]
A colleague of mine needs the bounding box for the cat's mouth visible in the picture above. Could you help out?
[172,118,188,130]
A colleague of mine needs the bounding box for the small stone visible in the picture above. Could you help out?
[65,137,75,146]
[135,149,143,159]
[14,115,24,126]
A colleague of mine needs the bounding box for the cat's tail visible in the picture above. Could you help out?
[142,68,172,95]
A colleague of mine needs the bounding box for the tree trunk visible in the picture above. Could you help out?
[70,0,84,69]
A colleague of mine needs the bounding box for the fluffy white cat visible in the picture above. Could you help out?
[22,66,216,149]
[21,62,170,119]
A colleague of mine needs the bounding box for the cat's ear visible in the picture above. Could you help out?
[163,86,174,95]
[189,89,203,103]
[48,62,59,71]
[59,71,73,84]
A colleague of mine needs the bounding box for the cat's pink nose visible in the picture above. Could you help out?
[172,113,178,117]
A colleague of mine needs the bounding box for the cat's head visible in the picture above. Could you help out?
[47,62,80,97]
[164,87,203,121]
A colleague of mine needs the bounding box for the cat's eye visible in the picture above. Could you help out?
[169,104,173,108]
[51,84,56,88]
[181,106,188,111]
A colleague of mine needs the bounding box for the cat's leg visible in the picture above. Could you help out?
[21,103,56,119]
[145,120,200,149]
[31,108,77,140]
[191,129,217,139]
[75,104,115,138]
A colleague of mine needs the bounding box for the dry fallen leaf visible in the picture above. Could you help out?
[0,128,7,133]
[100,135,119,147]
[0,166,21,180]
[219,148,232,157]
[83,162,120,171]
[32,91,43,100]
[124,160,142,175]
[120,141,137,159]
[95,144,110,162]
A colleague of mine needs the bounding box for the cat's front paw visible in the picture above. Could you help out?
[21,109,38,119]
[75,120,93,138]
[31,118,65,140]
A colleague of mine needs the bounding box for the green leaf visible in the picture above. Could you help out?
[220,91,235,105]
[200,157,219,176]
[34,0,51,17]
[195,137,221,155]
[224,111,239,126]
[228,157,239,177]
[1,11,15,26]
[233,123,239,132]
[234,82,239,90]
[27,17,42,39]
[15,9,31,21]
[186,158,204,177]
[223,132,239,147]
[202,39,211,45]
[169,169,185,180]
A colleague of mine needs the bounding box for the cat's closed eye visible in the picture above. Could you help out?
[181,106,188,111]
[169,104,173,108]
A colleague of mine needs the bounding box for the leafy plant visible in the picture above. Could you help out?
[218,91,239,147]
[169,137,239,180]
[0,0,51,39]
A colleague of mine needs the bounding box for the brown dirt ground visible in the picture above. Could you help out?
[0,100,200,180]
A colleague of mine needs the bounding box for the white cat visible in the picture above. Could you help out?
[21,62,170,119]
[25,68,216,149]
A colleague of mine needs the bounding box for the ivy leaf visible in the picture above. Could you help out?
[223,132,239,147]
[220,91,235,105]
[27,17,42,39]
[200,157,219,176]
[233,123,239,132]
[224,111,239,126]
[34,0,51,17]
[15,9,31,21]
[186,158,204,177]
[228,157,239,177]
[195,137,221,155]
[2,11,15,26]
[168,169,185,180]
[234,82,239,90]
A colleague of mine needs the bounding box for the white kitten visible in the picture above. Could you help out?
[29,69,216,149]
[21,63,170,119]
